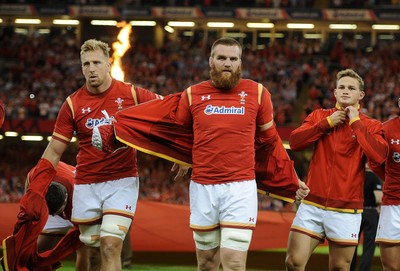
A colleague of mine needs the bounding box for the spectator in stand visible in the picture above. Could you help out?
[286,69,388,271]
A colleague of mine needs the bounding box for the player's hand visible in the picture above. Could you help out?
[171,163,190,182]
[329,110,347,127]
[344,106,359,121]
[295,180,310,201]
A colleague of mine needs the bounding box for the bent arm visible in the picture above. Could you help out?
[351,120,388,165]
[290,113,332,151]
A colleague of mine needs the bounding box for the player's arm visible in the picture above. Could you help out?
[42,139,69,169]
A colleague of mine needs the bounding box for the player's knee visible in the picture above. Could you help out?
[79,224,101,247]
[100,214,132,240]
[220,228,252,251]
[193,230,220,250]
[285,252,305,270]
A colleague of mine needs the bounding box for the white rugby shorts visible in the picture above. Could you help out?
[189,180,258,231]
[71,177,139,224]
[291,203,361,245]
[42,215,74,235]
[376,205,400,244]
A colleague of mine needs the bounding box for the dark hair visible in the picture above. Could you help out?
[46,182,67,215]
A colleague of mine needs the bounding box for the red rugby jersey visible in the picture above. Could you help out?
[176,79,273,184]
[52,79,160,184]
[371,116,400,205]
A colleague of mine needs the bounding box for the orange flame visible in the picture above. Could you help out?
[111,21,132,81]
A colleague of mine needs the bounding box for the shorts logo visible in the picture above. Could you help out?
[249,217,254,222]
[204,105,245,115]
[351,233,357,238]
[125,205,132,210]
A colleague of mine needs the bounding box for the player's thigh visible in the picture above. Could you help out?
[328,242,356,269]
[286,230,320,264]
[380,244,400,270]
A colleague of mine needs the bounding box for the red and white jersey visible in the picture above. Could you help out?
[176,79,273,184]
[53,79,160,184]
[380,116,400,205]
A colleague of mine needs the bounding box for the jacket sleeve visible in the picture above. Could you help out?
[351,120,388,165]
[289,111,332,151]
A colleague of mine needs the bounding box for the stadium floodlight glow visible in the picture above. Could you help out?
[38,29,50,34]
[4,131,18,137]
[0,135,3,140]
[259,32,284,38]
[207,22,234,28]
[183,31,193,36]
[0,18,3,24]
[304,33,322,39]
[15,18,41,24]
[286,23,314,29]
[21,135,44,141]
[167,21,195,27]
[246,22,274,29]
[283,142,290,150]
[372,24,399,30]
[164,25,174,33]
[378,34,395,40]
[225,32,246,38]
[329,24,357,30]
[15,28,28,34]
[130,20,156,26]
[91,20,117,26]
[53,19,80,25]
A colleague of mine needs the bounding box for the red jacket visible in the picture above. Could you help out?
[1,159,82,271]
[113,93,300,202]
[290,107,388,212]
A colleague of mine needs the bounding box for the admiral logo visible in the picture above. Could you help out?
[85,116,113,129]
[204,105,245,115]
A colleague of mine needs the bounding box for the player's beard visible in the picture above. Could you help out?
[210,66,242,91]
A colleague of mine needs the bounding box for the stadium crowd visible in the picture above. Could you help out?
[0,27,399,212]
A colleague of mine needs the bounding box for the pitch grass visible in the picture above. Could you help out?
[58,245,379,271]
[58,261,275,271]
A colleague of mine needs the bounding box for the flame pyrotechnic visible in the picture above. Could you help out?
[111,21,132,81]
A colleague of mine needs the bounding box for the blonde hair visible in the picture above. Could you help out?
[80,39,110,58]
[210,37,242,58]
[337,69,364,91]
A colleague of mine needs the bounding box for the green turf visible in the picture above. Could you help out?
[59,261,278,271]
[266,245,381,256]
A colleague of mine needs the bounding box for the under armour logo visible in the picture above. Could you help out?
[125,205,132,210]
[82,107,91,114]
[391,139,400,145]
[351,233,357,238]
[201,95,211,100]
[249,217,254,222]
